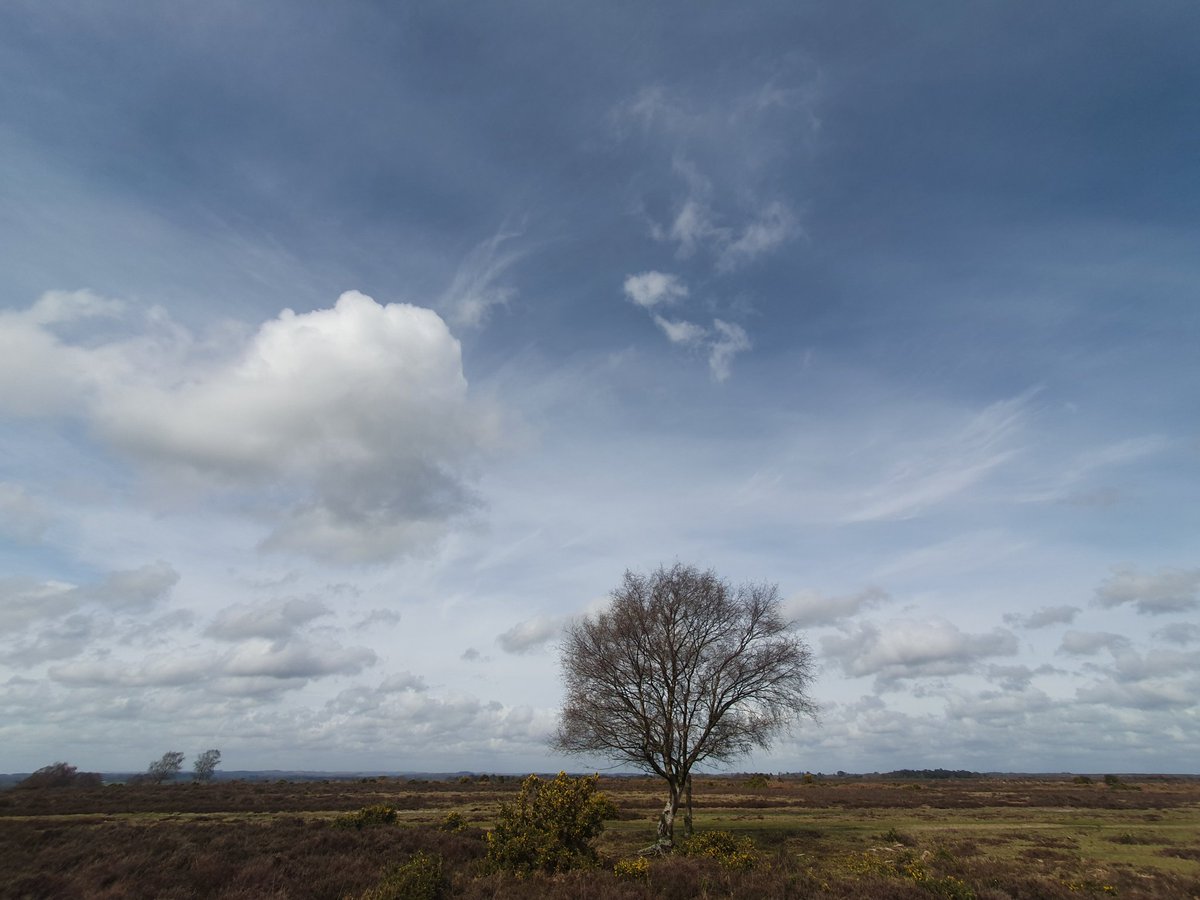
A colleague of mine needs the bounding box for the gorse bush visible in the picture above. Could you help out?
[334,804,399,829]
[358,851,448,900]
[613,856,651,880]
[678,830,759,871]
[484,772,615,875]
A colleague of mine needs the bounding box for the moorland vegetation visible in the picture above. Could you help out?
[3,771,1199,898]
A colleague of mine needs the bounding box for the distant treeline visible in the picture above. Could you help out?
[883,768,978,780]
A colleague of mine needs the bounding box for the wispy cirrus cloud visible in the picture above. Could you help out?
[439,228,524,328]
[615,80,812,271]
[844,392,1034,523]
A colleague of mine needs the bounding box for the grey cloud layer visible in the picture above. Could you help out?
[1094,566,1200,615]
[823,619,1019,688]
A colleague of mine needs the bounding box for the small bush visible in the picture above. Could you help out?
[436,812,468,833]
[1072,775,1093,785]
[678,830,759,870]
[745,773,770,789]
[880,827,915,846]
[359,851,447,900]
[613,856,651,880]
[485,772,615,874]
[334,804,399,829]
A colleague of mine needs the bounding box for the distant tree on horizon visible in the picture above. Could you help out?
[192,749,221,783]
[146,751,185,784]
[17,762,102,789]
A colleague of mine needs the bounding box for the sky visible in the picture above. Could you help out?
[1,1,1198,776]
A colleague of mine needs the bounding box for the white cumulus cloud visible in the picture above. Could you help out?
[0,290,495,563]
[496,615,565,655]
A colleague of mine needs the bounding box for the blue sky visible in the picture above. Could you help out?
[1,1,1198,775]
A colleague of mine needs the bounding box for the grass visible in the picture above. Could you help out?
[2,774,1199,898]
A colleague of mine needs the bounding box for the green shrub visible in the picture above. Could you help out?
[484,772,616,874]
[333,804,399,829]
[745,773,770,789]
[1072,775,1093,785]
[358,851,447,900]
[678,830,759,870]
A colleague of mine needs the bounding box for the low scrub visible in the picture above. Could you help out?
[436,811,468,833]
[334,804,400,829]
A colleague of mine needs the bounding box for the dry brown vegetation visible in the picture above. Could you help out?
[2,774,1199,899]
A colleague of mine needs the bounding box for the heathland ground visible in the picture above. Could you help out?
[2,773,1198,898]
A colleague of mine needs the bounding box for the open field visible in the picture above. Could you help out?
[3,774,1199,898]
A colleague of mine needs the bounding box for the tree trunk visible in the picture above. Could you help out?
[656,780,682,847]
[683,774,693,838]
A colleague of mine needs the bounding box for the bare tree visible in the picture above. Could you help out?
[554,563,816,847]
[146,751,185,784]
[192,749,221,783]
